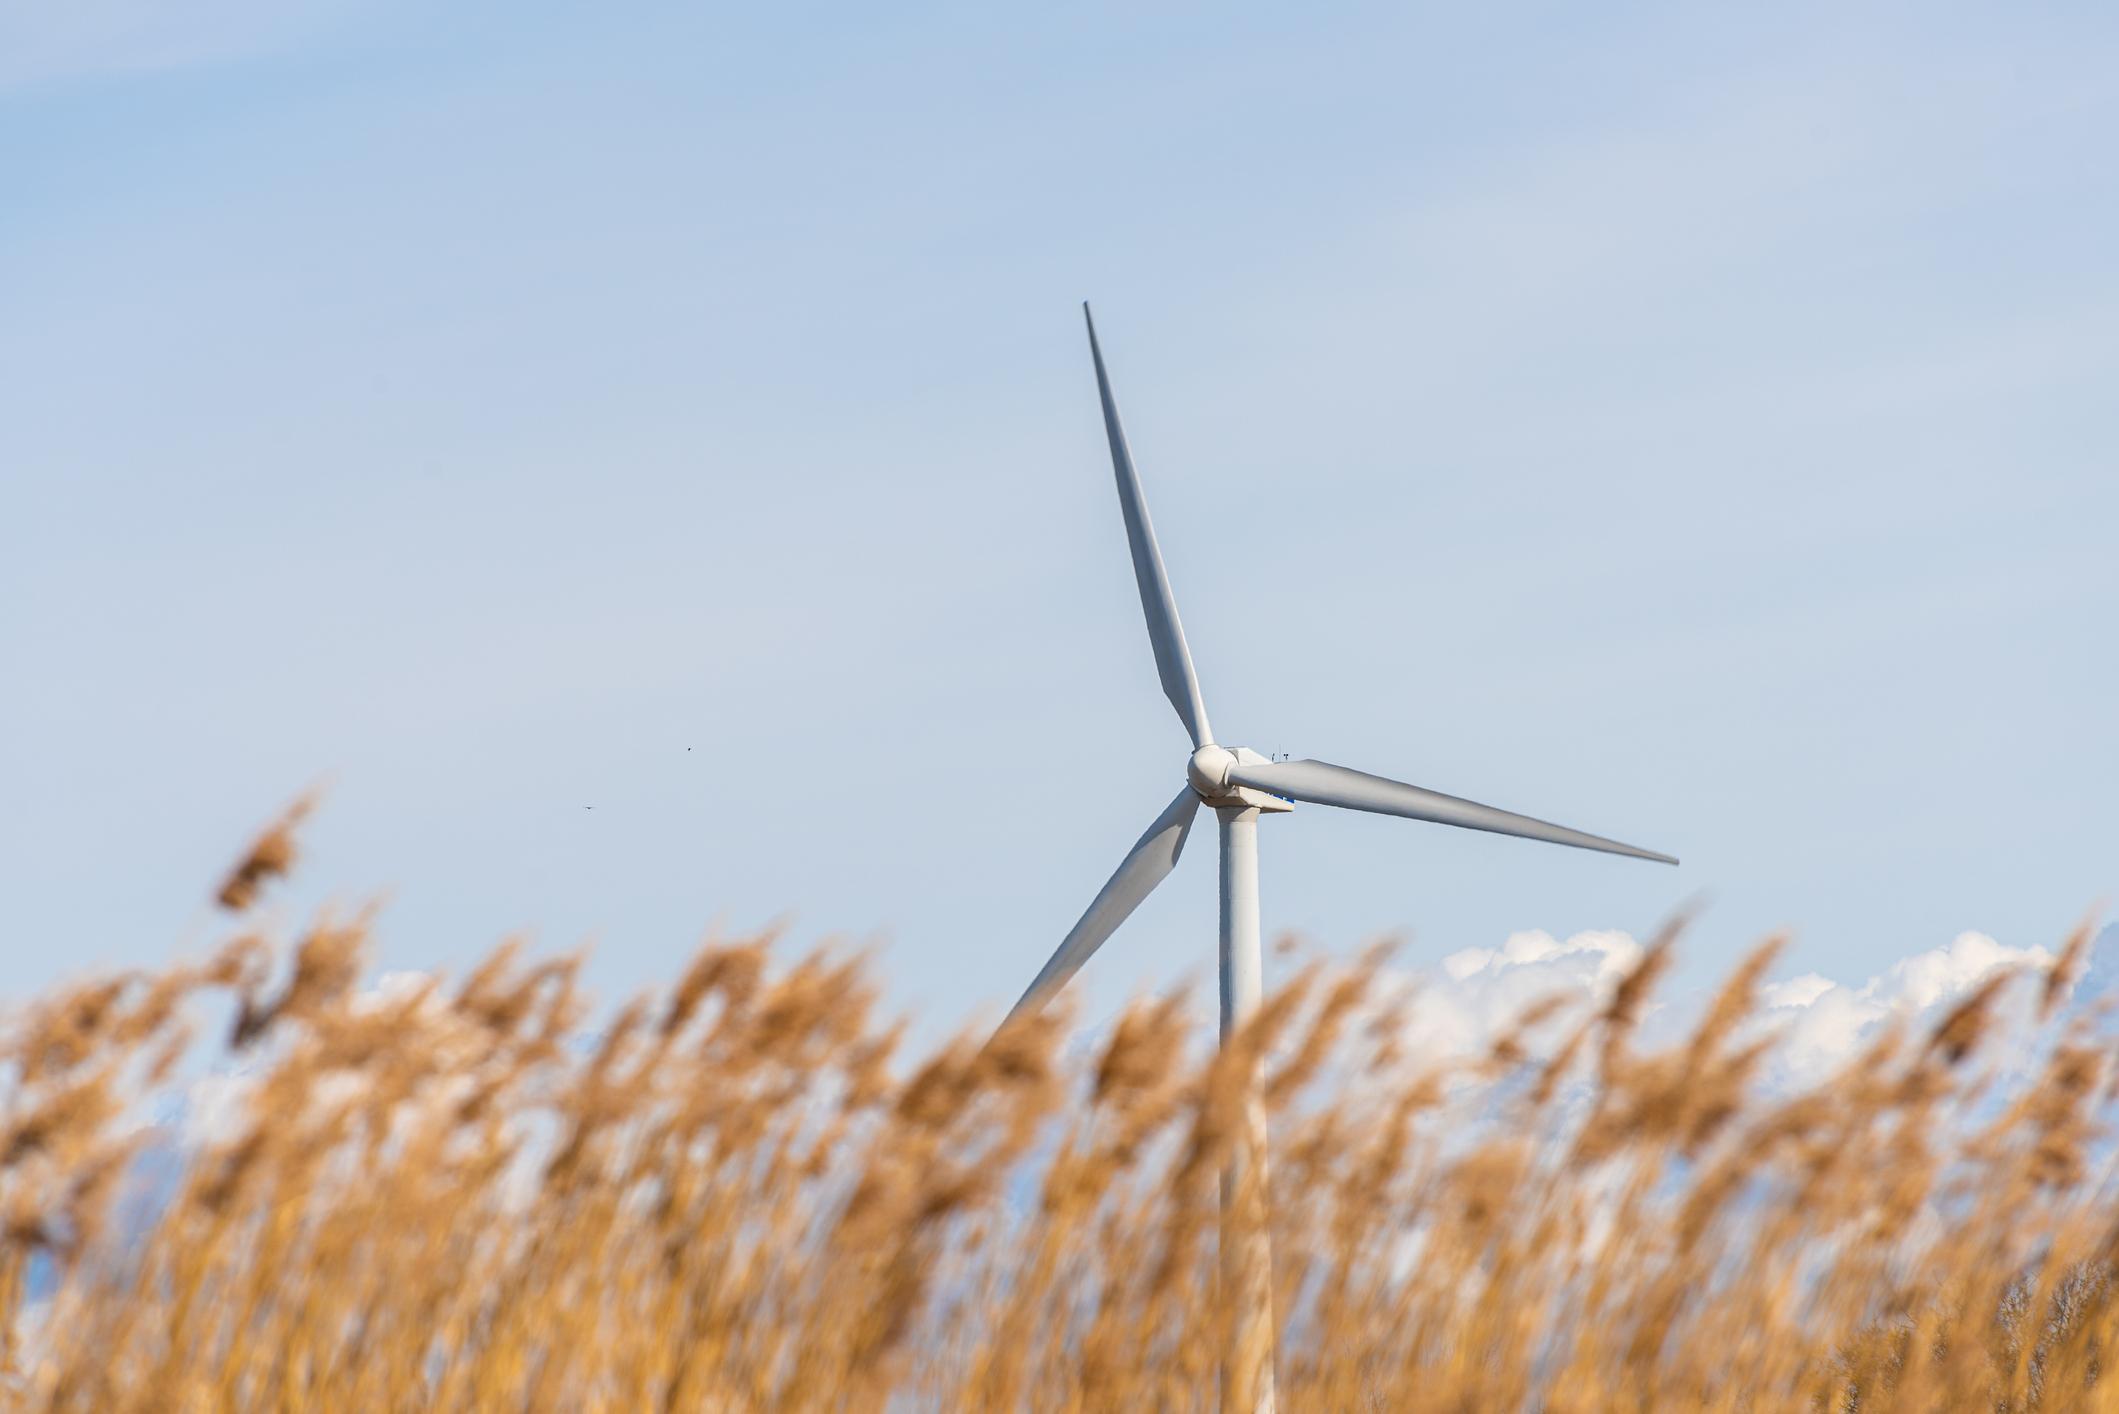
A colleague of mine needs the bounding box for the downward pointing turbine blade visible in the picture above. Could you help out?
[1083,304,1215,749]
[1008,785,1202,1022]
[1224,758,1677,865]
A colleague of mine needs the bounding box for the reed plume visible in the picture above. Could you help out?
[0,800,2111,1411]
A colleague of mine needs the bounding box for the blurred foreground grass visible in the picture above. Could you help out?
[0,799,2112,1411]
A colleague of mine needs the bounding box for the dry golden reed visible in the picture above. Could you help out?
[1,804,2114,1411]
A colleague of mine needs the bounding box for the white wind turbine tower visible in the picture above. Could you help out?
[1006,305,1678,1413]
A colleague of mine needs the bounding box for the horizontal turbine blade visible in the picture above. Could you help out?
[1084,304,1215,749]
[1008,784,1201,1023]
[1223,758,1677,865]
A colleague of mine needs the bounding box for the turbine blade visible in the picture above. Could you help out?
[1083,304,1215,748]
[1008,784,1201,1022]
[1224,758,1677,865]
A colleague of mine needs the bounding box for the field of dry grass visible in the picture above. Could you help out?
[0,800,2112,1410]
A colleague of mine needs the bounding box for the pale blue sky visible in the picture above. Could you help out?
[4,1,2114,1045]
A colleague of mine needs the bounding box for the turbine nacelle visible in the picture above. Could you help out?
[1188,745,1296,812]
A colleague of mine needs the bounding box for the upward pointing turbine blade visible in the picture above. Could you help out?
[1007,785,1202,1023]
[1223,758,1677,865]
[1083,304,1215,749]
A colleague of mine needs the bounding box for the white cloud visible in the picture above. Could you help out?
[1761,972,1834,1009]
[1381,926,2065,1093]
[1401,929,1644,1068]
[1761,931,2055,1088]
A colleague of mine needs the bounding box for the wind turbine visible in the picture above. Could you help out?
[1006,305,1677,1413]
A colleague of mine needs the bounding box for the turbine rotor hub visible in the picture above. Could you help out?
[1188,745,1294,812]
[1187,745,1236,796]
